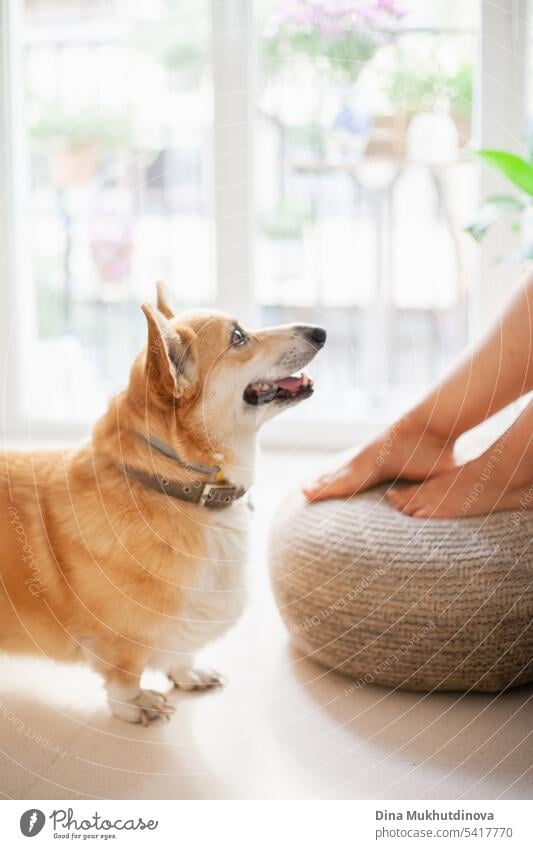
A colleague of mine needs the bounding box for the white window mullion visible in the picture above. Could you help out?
[474,0,529,331]
[0,0,29,436]
[211,0,256,325]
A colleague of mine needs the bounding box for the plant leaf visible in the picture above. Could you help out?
[483,194,526,210]
[474,149,533,196]
[466,195,525,241]
[499,243,533,264]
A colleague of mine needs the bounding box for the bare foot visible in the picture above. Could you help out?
[303,417,456,502]
[386,423,533,519]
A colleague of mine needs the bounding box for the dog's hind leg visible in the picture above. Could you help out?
[166,654,226,692]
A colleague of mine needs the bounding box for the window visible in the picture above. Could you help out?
[0,0,528,442]
[20,0,212,422]
[256,0,478,423]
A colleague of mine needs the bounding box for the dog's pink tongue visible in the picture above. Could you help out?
[276,376,302,391]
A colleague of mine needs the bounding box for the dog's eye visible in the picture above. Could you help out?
[231,327,248,347]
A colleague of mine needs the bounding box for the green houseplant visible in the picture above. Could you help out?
[263,0,405,84]
[468,149,533,262]
[29,102,131,186]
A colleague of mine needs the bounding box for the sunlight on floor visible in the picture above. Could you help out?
[0,449,531,800]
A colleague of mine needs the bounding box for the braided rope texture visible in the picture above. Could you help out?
[269,487,533,693]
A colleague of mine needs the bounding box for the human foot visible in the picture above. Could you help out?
[386,427,533,519]
[303,417,456,502]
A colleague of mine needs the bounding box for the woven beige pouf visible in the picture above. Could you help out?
[269,487,533,692]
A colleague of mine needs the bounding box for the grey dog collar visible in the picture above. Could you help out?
[139,434,221,476]
[122,434,247,510]
[123,465,246,509]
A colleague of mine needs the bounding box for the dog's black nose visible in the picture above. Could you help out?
[307,326,327,347]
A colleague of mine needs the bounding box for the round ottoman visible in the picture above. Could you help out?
[269,487,533,692]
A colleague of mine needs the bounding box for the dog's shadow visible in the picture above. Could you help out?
[0,686,229,800]
[269,644,533,791]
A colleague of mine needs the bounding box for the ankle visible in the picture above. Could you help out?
[401,409,457,445]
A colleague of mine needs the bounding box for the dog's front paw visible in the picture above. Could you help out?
[108,687,175,725]
[169,667,226,691]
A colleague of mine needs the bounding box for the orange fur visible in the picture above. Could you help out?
[0,285,325,723]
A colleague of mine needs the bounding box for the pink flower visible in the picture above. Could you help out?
[264,0,406,60]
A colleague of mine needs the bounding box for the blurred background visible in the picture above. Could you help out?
[1,0,529,444]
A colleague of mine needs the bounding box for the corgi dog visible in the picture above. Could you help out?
[0,283,325,724]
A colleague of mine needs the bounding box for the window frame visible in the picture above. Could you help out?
[0,0,529,448]
[472,0,529,332]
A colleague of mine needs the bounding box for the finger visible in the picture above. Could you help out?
[303,472,335,495]
[303,469,355,502]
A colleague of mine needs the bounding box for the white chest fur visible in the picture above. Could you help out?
[150,502,250,671]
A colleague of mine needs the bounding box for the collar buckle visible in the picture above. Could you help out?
[199,482,218,507]
[199,481,243,509]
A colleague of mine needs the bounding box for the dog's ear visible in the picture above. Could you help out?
[155,281,174,319]
[141,304,198,400]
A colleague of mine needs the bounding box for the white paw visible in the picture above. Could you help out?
[108,687,175,725]
[169,667,226,692]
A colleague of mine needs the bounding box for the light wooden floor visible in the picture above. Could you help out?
[0,449,531,800]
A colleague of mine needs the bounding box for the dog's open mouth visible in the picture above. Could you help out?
[243,373,314,406]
